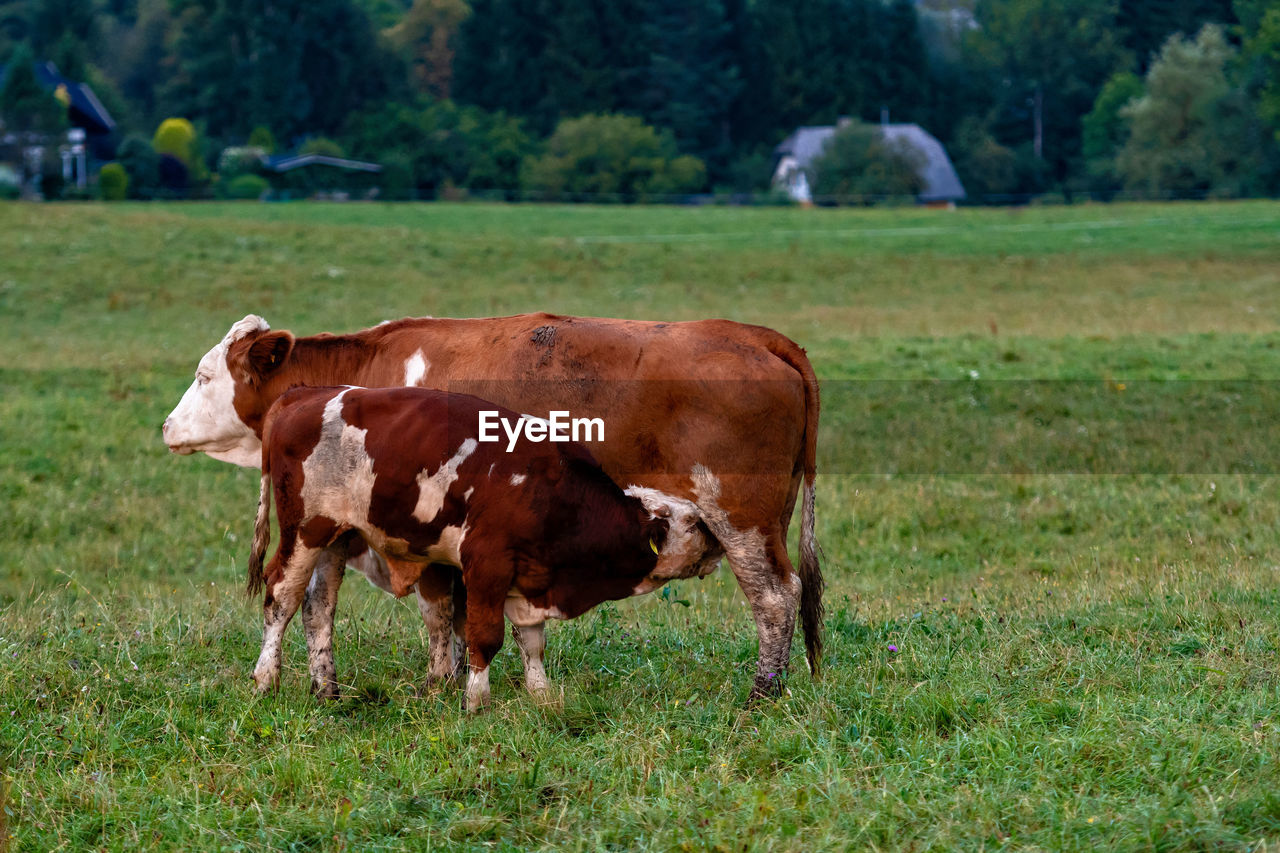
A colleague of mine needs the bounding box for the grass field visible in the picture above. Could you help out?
[2,200,1280,850]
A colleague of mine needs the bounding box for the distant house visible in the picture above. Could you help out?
[773,120,965,205]
[0,60,116,193]
[259,152,383,198]
[261,153,383,175]
[0,60,117,158]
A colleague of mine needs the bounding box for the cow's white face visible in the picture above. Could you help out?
[162,315,270,468]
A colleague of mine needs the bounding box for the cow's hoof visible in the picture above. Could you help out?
[528,687,562,710]
[746,676,785,706]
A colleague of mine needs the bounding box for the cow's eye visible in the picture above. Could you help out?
[196,374,210,386]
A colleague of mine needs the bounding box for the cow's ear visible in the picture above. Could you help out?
[244,331,295,384]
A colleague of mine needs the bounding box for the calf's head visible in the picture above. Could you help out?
[162,315,296,467]
[624,487,718,581]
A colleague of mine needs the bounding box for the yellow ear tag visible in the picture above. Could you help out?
[649,538,659,555]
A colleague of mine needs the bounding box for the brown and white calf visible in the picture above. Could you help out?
[248,385,715,711]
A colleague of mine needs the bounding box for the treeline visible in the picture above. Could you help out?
[1,0,1278,201]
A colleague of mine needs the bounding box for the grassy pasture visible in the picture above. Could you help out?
[2,200,1280,850]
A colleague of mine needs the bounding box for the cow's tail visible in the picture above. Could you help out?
[247,467,272,598]
[764,333,824,678]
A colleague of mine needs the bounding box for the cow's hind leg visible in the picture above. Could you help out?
[725,530,801,703]
[301,545,347,699]
[254,543,325,693]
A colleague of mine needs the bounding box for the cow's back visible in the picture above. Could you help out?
[342,314,810,513]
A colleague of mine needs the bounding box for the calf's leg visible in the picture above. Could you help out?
[511,623,551,694]
[254,542,325,693]
[451,575,468,679]
[300,546,346,699]
[414,564,458,687]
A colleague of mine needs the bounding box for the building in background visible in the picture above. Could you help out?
[773,120,965,206]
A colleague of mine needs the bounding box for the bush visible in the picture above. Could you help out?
[378,153,415,200]
[153,118,198,167]
[520,113,706,200]
[116,134,160,199]
[157,154,189,195]
[808,120,925,202]
[248,126,277,154]
[342,98,535,197]
[226,173,270,200]
[217,147,268,180]
[300,137,346,158]
[39,169,64,200]
[0,164,20,199]
[98,163,129,200]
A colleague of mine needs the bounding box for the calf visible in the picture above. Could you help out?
[248,385,716,711]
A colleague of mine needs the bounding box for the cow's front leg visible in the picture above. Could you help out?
[301,546,347,699]
[511,622,551,695]
[463,588,509,713]
[415,564,457,688]
[254,543,324,693]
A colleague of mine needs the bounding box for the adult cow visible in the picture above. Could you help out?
[163,312,822,700]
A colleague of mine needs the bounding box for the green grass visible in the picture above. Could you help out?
[2,200,1280,850]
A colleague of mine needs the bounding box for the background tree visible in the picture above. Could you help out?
[385,0,470,99]
[96,0,171,133]
[964,0,1129,189]
[949,115,1019,199]
[343,97,533,196]
[1116,0,1236,70]
[1244,5,1280,140]
[521,113,705,199]
[1081,71,1144,189]
[163,0,403,141]
[1116,25,1256,196]
[0,42,66,133]
[807,120,927,201]
[636,0,741,179]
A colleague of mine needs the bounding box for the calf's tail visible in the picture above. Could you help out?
[247,471,272,597]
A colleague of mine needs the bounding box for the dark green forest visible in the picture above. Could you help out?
[2,0,1279,201]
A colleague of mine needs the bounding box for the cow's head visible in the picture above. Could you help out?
[624,486,719,580]
[162,315,296,468]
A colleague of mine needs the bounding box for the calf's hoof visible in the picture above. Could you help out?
[415,675,447,698]
[310,679,340,700]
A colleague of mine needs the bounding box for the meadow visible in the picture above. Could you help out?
[2,199,1280,851]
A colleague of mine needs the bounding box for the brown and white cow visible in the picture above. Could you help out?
[250,385,715,711]
[163,312,822,700]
